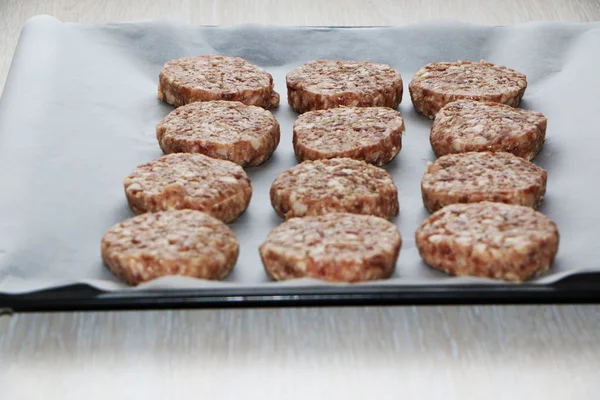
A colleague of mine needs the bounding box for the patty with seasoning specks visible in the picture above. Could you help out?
[157,101,280,167]
[260,213,402,282]
[286,60,403,113]
[158,55,279,109]
[409,60,527,118]
[293,107,404,165]
[101,210,239,285]
[431,100,547,160]
[124,153,252,223]
[421,152,547,212]
[415,202,559,282]
[270,158,399,219]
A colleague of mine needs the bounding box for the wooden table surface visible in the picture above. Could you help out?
[1,1,600,399]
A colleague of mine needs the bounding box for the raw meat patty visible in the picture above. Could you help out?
[430,100,547,160]
[421,152,547,212]
[124,153,252,223]
[158,55,279,109]
[101,210,239,285]
[286,60,403,113]
[259,213,402,282]
[409,60,527,118]
[156,101,280,167]
[293,107,404,165]
[415,202,559,282]
[270,158,399,219]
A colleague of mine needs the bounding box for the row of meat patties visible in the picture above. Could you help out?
[101,55,559,286]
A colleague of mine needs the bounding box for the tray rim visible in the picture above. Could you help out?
[2,272,600,313]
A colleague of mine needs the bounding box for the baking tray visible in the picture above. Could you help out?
[2,16,600,312]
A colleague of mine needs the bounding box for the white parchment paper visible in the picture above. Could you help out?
[1,16,600,294]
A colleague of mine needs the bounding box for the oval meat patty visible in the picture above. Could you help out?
[158,55,279,109]
[156,101,280,167]
[124,153,252,223]
[270,158,399,219]
[286,60,403,113]
[409,60,527,118]
[431,100,547,160]
[260,213,402,282]
[293,107,404,165]
[415,202,559,282]
[421,152,547,212]
[101,210,239,285]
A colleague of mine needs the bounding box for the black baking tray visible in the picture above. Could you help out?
[2,19,600,313]
[2,272,600,313]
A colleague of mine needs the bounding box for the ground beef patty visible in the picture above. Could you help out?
[101,210,239,285]
[293,107,404,165]
[259,213,402,282]
[421,152,547,212]
[409,60,527,118]
[124,153,252,223]
[415,202,559,282]
[158,55,279,109]
[286,60,403,113]
[431,100,547,160]
[156,101,280,167]
[270,158,399,219]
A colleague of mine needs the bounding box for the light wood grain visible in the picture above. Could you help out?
[2,306,600,398]
[1,1,600,399]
